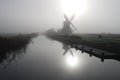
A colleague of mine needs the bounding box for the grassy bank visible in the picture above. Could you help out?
[0,33,38,63]
[0,33,38,53]
[80,37,120,54]
[46,34,120,54]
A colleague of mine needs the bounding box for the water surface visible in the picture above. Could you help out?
[0,35,120,80]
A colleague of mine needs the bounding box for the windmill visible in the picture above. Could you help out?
[64,14,77,31]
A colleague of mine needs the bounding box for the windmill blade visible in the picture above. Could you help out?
[64,14,75,21]
[69,21,77,31]
[63,49,69,56]
[64,14,77,31]
[69,49,74,57]
[70,14,75,21]
[64,14,69,21]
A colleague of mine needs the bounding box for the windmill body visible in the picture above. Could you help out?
[60,19,73,35]
[57,14,77,36]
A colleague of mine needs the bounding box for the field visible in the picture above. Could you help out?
[79,34,120,54]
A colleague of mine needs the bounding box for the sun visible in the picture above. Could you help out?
[62,0,87,17]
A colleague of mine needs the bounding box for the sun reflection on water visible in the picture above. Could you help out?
[66,55,78,68]
[65,51,83,69]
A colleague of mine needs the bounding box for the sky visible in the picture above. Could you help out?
[0,0,120,33]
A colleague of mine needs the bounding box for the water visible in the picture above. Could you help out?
[0,35,120,80]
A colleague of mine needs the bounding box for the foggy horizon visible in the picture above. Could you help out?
[0,0,120,34]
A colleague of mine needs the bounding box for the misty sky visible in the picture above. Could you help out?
[0,0,120,33]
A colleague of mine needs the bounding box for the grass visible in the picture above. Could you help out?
[0,33,38,64]
[80,37,120,54]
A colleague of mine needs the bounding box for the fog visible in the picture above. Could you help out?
[0,0,120,33]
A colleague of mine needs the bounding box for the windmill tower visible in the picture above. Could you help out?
[59,14,77,36]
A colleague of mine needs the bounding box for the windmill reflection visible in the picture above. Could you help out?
[63,43,73,56]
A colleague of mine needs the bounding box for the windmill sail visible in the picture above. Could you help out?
[70,14,75,21]
[64,14,77,31]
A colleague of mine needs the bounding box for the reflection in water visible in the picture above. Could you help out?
[62,43,79,68]
[0,44,27,64]
[45,34,120,62]
[65,54,79,68]
[0,46,27,69]
[46,35,82,68]
[0,33,38,67]
[63,43,73,56]
[0,35,119,80]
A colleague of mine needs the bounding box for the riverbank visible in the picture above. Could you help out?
[0,33,38,53]
[46,34,120,54]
